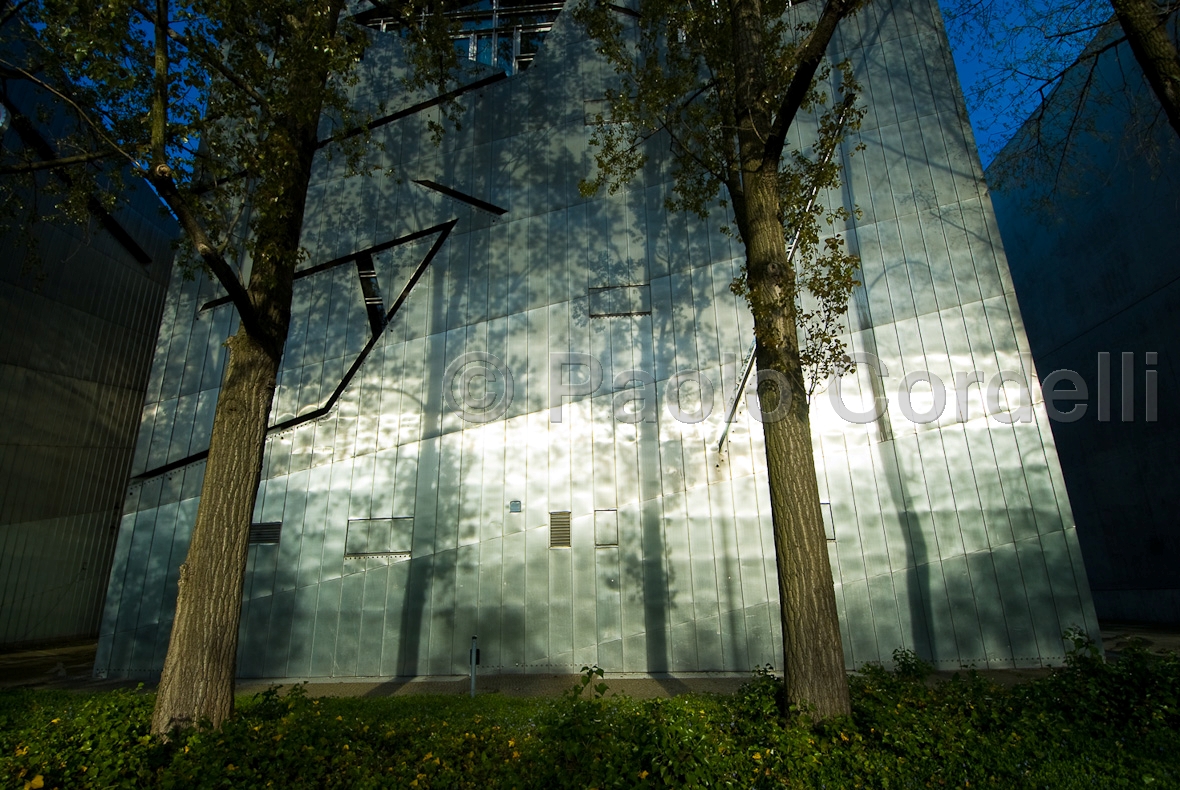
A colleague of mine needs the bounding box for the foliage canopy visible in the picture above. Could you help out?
[0,0,461,272]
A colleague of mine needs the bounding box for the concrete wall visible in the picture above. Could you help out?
[95,0,1097,680]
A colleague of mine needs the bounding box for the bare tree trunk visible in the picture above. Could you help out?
[1111,0,1180,139]
[741,169,852,720]
[150,333,280,733]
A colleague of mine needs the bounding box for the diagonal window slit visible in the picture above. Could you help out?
[355,252,386,336]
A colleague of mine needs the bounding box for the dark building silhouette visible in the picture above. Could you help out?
[989,21,1180,625]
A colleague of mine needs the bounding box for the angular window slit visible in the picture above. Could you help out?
[413,179,508,216]
[355,253,386,336]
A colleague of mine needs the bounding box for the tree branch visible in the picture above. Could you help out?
[150,0,169,165]
[1006,34,1127,102]
[663,119,727,185]
[131,3,272,118]
[0,60,140,169]
[1112,0,1180,139]
[0,95,154,264]
[0,149,118,174]
[661,77,730,184]
[762,0,863,171]
[147,162,269,349]
[1052,52,1101,190]
[135,9,268,348]
[1046,20,1112,40]
[0,0,32,28]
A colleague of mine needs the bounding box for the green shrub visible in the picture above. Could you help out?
[0,686,167,789]
[2,637,1179,789]
[528,666,750,788]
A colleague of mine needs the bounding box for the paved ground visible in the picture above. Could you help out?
[1101,621,1180,657]
[0,641,136,693]
[236,673,753,700]
[2,621,1176,697]
[0,644,752,698]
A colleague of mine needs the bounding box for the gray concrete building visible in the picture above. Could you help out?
[0,81,176,647]
[95,0,1098,680]
[989,22,1180,625]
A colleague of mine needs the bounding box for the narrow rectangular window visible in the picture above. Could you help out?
[550,511,572,548]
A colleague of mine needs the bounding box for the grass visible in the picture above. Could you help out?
[2,637,1178,789]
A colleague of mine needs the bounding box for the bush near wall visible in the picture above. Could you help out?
[2,640,1178,789]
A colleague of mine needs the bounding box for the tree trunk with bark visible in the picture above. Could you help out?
[150,333,281,732]
[727,0,855,721]
[149,1,344,735]
[1111,0,1180,140]
[740,168,852,721]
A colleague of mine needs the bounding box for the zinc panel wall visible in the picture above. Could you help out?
[96,0,1096,679]
[0,146,174,646]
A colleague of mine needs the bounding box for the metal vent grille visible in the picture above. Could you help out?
[550,511,572,548]
[249,522,282,545]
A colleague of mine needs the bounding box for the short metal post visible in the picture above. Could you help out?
[469,635,478,698]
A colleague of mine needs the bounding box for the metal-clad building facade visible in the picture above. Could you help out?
[989,20,1180,624]
[95,0,1098,680]
[0,82,176,646]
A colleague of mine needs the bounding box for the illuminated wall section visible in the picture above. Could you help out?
[95,0,1097,680]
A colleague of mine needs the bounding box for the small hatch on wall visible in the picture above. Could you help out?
[594,509,618,547]
[509,500,522,513]
[589,284,651,317]
[550,511,572,548]
[345,517,413,559]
